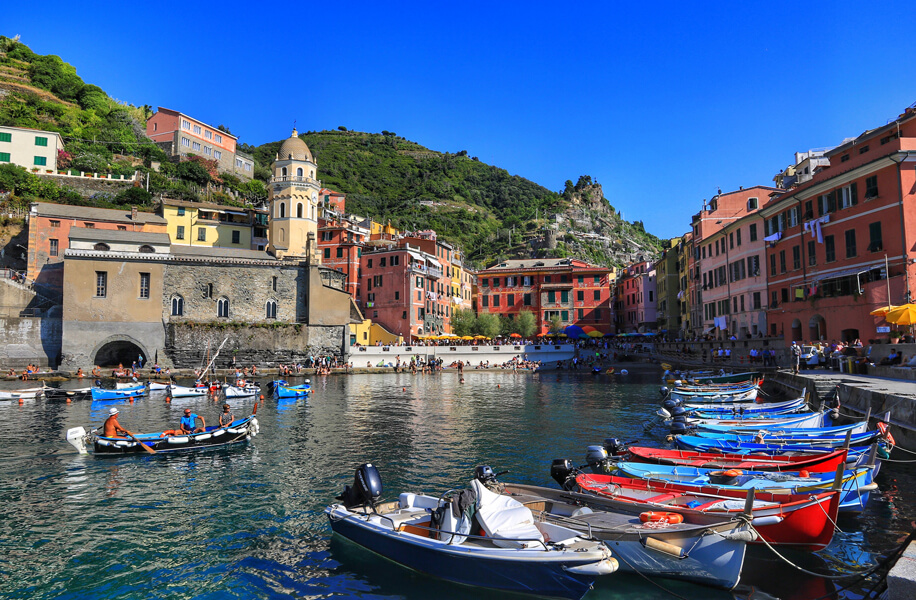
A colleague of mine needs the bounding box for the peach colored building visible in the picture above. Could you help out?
[762,107,916,343]
[27,202,167,293]
[689,185,779,338]
[146,107,253,179]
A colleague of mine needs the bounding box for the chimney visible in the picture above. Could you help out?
[131,206,138,221]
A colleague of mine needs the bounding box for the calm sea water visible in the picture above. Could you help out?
[0,371,913,600]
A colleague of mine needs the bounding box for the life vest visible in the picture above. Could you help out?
[639,511,684,524]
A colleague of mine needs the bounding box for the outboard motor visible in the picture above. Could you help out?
[659,386,669,397]
[656,407,672,419]
[669,421,690,435]
[336,463,383,510]
[671,406,687,419]
[474,465,497,484]
[662,399,678,411]
[585,445,612,473]
[603,438,627,456]
[550,459,578,490]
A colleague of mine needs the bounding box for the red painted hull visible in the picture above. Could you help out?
[626,446,849,473]
[576,473,840,551]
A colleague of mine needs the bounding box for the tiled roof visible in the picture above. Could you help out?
[68,227,171,245]
[32,202,167,225]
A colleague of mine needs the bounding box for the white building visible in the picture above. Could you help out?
[0,125,65,172]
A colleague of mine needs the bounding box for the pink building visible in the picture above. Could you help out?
[146,107,254,179]
[616,261,657,333]
[690,186,779,338]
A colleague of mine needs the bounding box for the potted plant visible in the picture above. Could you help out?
[890,330,902,344]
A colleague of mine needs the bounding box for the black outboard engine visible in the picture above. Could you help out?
[670,421,690,435]
[670,406,687,419]
[662,399,678,411]
[474,465,497,484]
[585,445,612,473]
[337,463,383,510]
[550,459,579,491]
[603,438,626,456]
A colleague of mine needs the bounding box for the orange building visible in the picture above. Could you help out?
[27,202,167,293]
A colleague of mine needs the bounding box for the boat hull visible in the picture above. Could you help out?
[92,417,258,455]
[328,508,607,600]
[627,446,849,473]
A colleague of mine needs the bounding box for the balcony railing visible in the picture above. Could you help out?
[269,175,318,185]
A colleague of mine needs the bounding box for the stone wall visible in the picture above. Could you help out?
[36,173,135,198]
[163,261,305,323]
[0,310,61,368]
[163,322,345,368]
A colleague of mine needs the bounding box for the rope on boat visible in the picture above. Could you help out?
[595,536,696,600]
[809,494,845,534]
[739,515,876,579]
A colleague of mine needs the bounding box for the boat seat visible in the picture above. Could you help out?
[644,493,679,504]
[399,493,440,510]
[471,479,544,549]
[384,508,431,529]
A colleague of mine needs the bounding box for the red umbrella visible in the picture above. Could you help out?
[509,333,522,338]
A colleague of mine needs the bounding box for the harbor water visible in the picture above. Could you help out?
[1,371,914,599]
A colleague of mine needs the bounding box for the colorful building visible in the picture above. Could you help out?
[27,202,167,293]
[146,107,253,179]
[476,258,612,335]
[267,129,322,260]
[318,214,370,297]
[761,107,916,343]
[676,233,693,337]
[160,199,259,250]
[656,239,681,335]
[0,125,65,172]
[616,261,656,333]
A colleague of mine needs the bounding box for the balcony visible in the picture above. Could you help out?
[410,264,443,278]
[270,175,319,186]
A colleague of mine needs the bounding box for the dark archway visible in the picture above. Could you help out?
[808,314,826,342]
[94,340,145,368]
[841,328,859,343]
[790,318,802,343]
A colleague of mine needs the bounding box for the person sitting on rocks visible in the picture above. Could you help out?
[880,349,901,366]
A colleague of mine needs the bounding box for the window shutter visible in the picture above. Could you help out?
[850,182,858,205]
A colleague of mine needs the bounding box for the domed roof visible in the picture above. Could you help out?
[277,128,312,162]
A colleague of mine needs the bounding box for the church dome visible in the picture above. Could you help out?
[277,128,312,161]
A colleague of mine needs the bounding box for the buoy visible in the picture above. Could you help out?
[18,398,24,405]
[403,387,406,391]
[799,470,810,478]
[639,511,684,524]
[165,396,171,403]
[66,398,71,404]
[497,384,500,388]
[260,395,264,400]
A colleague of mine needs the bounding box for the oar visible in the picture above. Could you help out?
[126,431,156,455]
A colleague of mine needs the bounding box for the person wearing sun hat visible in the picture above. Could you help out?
[102,407,131,438]
[178,408,206,434]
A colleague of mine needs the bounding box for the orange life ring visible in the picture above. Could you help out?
[723,469,743,477]
[877,422,896,447]
[639,511,684,524]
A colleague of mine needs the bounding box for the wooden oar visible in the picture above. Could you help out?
[126,431,156,454]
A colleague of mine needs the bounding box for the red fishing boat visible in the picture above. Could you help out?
[571,471,841,551]
[625,446,849,473]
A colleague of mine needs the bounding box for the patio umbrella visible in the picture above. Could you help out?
[870,305,900,317]
[564,325,585,338]
[586,330,603,338]
[886,304,916,326]
[461,336,474,340]
[509,333,522,338]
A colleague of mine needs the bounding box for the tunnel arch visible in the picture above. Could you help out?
[91,335,151,368]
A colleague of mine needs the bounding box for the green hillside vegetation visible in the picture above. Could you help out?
[0,35,661,268]
[246,131,663,267]
[0,36,265,209]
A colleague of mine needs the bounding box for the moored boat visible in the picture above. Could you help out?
[166,384,209,398]
[0,386,46,400]
[625,446,849,473]
[91,384,147,401]
[273,380,310,398]
[43,386,92,400]
[326,464,618,600]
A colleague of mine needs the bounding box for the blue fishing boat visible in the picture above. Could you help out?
[615,458,878,512]
[685,397,806,417]
[694,420,869,439]
[673,434,880,459]
[90,384,147,401]
[273,379,311,398]
[689,411,828,431]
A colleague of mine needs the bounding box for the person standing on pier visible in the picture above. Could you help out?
[791,341,801,375]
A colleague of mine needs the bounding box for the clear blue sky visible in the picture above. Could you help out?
[6,1,916,238]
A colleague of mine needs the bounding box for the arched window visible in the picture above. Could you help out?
[93,243,110,251]
[281,167,287,177]
[296,167,303,177]
[312,205,316,220]
[171,295,184,316]
[279,228,285,242]
[296,203,303,218]
[217,297,230,318]
[279,203,286,218]
[266,299,278,319]
[139,245,154,253]
[310,170,314,178]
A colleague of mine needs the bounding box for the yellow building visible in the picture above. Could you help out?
[160,199,254,249]
[268,129,321,259]
[349,319,403,346]
[369,219,399,239]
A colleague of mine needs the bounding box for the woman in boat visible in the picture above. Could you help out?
[219,404,235,427]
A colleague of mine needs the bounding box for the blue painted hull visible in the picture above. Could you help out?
[91,386,146,401]
[329,516,602,599]
[674,435,874,459]
[275,385,310,398]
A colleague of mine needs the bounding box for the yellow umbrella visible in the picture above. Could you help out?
[870,305,900,317]
[886,304,916,326]
[461,336,474,340]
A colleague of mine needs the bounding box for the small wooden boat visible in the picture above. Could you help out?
[693,372,762,384]
[43,387,92,400]
[626,446,849,473]
[273,380,310,398]
[695,420,868,438]
[614,458,878,512]
[0,386,46,400]
[689,411,828,430]
[683,397,806,416]
[569,470,841,551]
[498,481,752,589]
[166,384,209,398]
[671,388,759,404]
[66,414,259,455]
[326,465,618,600]
[674,434,880,458]
[225,383,260,398]
[148,381,172,391]
[91,384,147,401]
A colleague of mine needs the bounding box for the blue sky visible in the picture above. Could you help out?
[5,1,916,238]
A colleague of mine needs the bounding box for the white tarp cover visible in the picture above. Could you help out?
[471,480,544,549]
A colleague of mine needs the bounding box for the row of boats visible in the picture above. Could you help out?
[4,378,314,402]
[324,371,894,599]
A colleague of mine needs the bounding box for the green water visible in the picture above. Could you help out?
[0,371,912,599]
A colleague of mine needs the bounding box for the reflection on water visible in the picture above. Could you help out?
[0,372,913,599]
